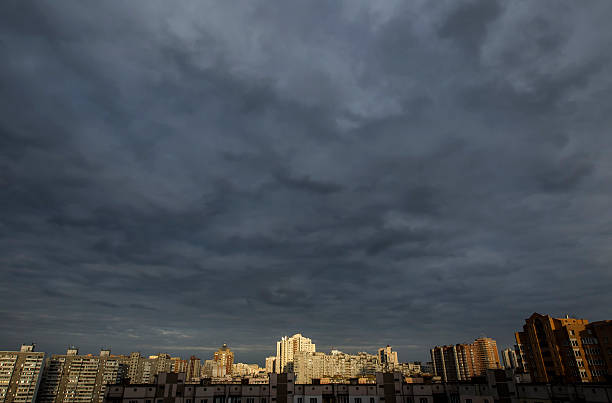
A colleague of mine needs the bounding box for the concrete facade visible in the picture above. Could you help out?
[0,344,45,403]
[276,335,316,374]
[37,348,125,403]
[103,370,612,403]
[431,338,500,382]
[214,345,234,377]
[515,313,611,383]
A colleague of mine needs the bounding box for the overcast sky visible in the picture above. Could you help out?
[1,0,612,365]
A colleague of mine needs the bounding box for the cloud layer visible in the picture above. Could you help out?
[1,0,612,364]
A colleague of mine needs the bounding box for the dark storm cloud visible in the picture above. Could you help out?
[1,0,612,364]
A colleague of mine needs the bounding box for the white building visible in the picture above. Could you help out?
[276,334,316,373]
[292,350,383,384]
[265,356,277,373]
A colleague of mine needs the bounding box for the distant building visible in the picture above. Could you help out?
[118,352,178,384]
[430,345,472,382]
[202,359,215,378]
[233,363,264,376]
[265,356,276,374]
[214,344,234,376]
[0,344,44,403]
[170,357,188,374]
[186,356,202,382]
[430,337,500,381]
[472,337,501,373]
[149,353,173,374]
[515,312,611,383]
[37,347,125,403]
[420,361,434,374]
[377,345,399,368]
[501,348,519,370]
[292,349,396,383]
[276,334,316,373]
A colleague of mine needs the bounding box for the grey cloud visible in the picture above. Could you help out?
[438,0,502,53]
[1,0,612,364]
[273,173,344,195]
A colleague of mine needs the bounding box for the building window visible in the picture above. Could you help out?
[465,400,472,403]
[370,398,375,403]
[355,399,361,403]
[310,399,317,403]
[298,398,303,403]
[247,399,255,403]
[420,399,427,403]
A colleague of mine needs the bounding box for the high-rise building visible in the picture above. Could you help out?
[170,357,188,374]
[472,337,501,373]
[276,334,316,373]
[213,344,234,376]
[292,349,392,383]
[117,352,180,384]
[501,348,519,370]
[265,356,277,374]
[588,320,612,378]
[515,313,610,383]
[201,360,215,378]
[37,348,125,403]
[0,344,44,403]
[232,363,264,377]
[430,337,500,382]
[149,354,173,374]
[377,345,399,369]
[430,345,473,382]
[186,356,202,382]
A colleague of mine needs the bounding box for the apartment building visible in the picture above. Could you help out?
[430,345,472,382]
[276,335,316,374]
[187,357,202,382]
[472,338,500,374]
[431,338,500,382]
[171,358,188,375]
[118,352,184,384]
[37,348,125,403]
[265,357,277,374]
[214,345,234,377]
[515,313,611,383]
[104,369,612,403]
[292,351,382,384]
[0,344,45,403]
[500,349,518,370]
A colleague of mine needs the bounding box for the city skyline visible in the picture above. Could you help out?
[0,313,591,366]
[2,313,612,402]
[2,1,612,369]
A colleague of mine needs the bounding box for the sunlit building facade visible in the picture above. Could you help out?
[0,344,44,403]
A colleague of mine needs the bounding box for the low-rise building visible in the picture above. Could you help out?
[103,370,612,403]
